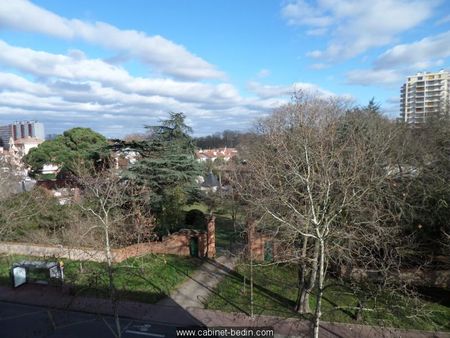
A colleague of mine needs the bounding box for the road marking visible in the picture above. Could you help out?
[47,310,56,330]
[121,320,133,333]
[125,329,165,337]
[129,323,152,331]
[55,317,97,329]
[0,310,44,321]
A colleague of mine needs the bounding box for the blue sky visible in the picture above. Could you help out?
[0,0,449,137]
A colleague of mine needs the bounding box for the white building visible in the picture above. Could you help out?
[12,137,44,155]
[42,164,60,175]
[400,70,450,125]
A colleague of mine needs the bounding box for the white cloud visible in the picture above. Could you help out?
[0,72,49,95]
[346,69,404,86]
[282,0,440,61]
[0,0,223,80]
[306,28,328,36]
[282,0,334,28]
[310,63,329,70]
[247,81,336,99]
[346,30,450,87]
[375,31,450,69]
[436,14,450,25]
[257,69,271,78]
[0,40,238,104]
[0,41,336,136]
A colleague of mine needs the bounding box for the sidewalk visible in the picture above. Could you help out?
[188,308,450,338]
[157,255,238,309]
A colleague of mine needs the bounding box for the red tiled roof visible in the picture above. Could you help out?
[195,148,238,160]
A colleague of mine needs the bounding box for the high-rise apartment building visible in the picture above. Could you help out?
[400,70,450,125]
[0,121,45,149]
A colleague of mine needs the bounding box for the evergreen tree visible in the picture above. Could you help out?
[122,112,201,233]
[24,127,109,176]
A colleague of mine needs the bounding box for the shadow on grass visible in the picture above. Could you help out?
[66,284,168,304]
[204,258,306,319]
[416,286,450,307]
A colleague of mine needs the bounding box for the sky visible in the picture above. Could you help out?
[0,0,449,137]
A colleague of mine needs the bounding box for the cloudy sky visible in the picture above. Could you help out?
[0,0,449,137]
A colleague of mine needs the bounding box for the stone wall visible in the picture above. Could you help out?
[0,222,216,263]
[0,242,108,262]
[340,266,450,289]
[246,221,450,289]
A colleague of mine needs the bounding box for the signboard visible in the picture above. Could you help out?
[12,267,26,288]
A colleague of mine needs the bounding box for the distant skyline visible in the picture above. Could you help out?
[0,0,449,137]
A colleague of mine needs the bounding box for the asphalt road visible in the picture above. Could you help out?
[0,301,182,338]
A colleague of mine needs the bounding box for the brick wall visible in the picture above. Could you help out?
[246,219,293,262]
[246,219,268,261]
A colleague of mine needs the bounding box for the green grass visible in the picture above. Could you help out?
[206,262,450,332]
[0,253,202,303]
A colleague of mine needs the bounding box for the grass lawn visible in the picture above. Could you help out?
[0,253,202,303]
[206,262,450,332]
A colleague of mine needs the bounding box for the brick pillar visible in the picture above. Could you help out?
[207,215,216,258]
[73,188,81,203]
[246,219,256,260]
[198,232,207,258]
[247,219,266,261]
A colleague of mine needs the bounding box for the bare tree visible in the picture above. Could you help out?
[0,156,45,241]
[0,156,18,200]
[236,92,408,337]
[73,167,155,338]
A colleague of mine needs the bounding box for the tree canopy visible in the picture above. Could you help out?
[24,128,109,175]
[236,93,413,336]
[119,113,201,233]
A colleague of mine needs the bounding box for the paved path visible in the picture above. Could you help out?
[157,255,238,309]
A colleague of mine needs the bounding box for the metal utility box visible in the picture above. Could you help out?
[10,261,63,288]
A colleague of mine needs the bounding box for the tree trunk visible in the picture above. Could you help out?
[295,237,309,312]
[296,287,311,313]
[295,237,319,314]
[356,299,364,321]
[105,225,121,338]
[313,238,325,338]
